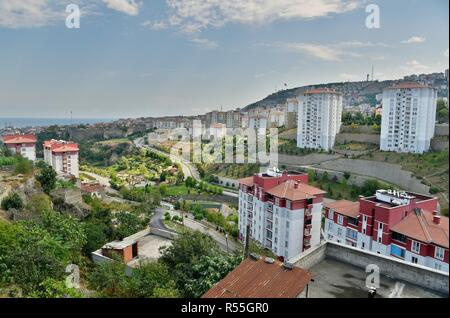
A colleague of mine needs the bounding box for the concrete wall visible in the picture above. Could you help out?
[325,242,449,295]
[431,139,449,151]
[279,153,341,166]
[336,133,380,145]
[435,124,449,136]
[317,159,430,194]
[149,227,179,240]
[291,241,327,269]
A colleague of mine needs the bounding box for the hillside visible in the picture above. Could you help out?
[244,72,448,111]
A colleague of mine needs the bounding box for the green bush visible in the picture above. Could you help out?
[1,193,24,211]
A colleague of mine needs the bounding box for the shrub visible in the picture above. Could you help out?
[1,193,24,211]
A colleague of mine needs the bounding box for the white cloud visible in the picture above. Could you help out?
[190,38,218,49]
[268,40,382,62]
[402,60,430,73]
[165,0,360,33]
[0,0,69,28]
[340,73,360,81]
[102,0,140,16]
[142,20,167,30]
[401,36,426,44]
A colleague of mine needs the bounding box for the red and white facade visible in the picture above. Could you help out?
[2,134,37,161]
[238,168,326,262]
[43,140,79,178]
[324,190,448,272]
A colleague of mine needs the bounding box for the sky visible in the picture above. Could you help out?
[0,0,448,119]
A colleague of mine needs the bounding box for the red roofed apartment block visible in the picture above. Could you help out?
[324,189,448,272]
[2,134,37,161]
[43,139,80,178]
[238,167,326,262]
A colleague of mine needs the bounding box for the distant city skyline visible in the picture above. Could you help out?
[0,0,448,118]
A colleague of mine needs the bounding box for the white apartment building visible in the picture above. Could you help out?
[2,134,37,161]
[297,89,343,151]
[285,98,299,129]
[238,168,326,262]
[43,140,80,178]
[380,83,437,154]
[248,115,268,130]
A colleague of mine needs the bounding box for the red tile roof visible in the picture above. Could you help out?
[391,210,449,248]
[3,134,36,144]
[239,176,254,187]
[202,258,312,298]
[44,140,79,153]
[325,200,360,218]
[266,180,326,201]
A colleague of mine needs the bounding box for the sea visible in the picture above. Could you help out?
[0,117,116,129]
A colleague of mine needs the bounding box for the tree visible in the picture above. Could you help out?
[27,193,52,215]
[14,157,32,175]
[36,164,57,194]
[343,171,351,180]
[88,256,130,297]
[114,212,144,240]
[437,99,449,123]
[184,254,242,298]
[83,221,108,255]
[28,278,83,298]
[127,262,179,298]
[159,231,221,297]
[1,192,24,211]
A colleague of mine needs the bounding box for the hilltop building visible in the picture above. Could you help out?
[43,139,80,178]
[2,134,36,161]
[296,89,343,151]
[324,189,448,272]
[380,83,437,153]
[238,168,326,261]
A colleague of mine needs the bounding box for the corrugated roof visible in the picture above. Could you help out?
[391,210,449,248]
[202,258,312,298]
[325,200,360,218]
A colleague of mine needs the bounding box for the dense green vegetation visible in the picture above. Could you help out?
[437,99,449,124]
[307,169,395,201]
[342,112,382,127]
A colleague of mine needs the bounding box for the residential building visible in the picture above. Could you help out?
[285,98,299,129]
[380,83,437,154]
[238,168,326,261]
[202,256,312,298]
[248,115,268,130]
[297,89,343,151]
[205,109,242,128]
[324,189,448,272]
[43,139,80,178]
[2,134,36,161]
[269,106,286,128]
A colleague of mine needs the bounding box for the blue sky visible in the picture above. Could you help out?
[0,0,448,119]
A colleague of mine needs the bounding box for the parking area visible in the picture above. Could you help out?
[127,234,172,267]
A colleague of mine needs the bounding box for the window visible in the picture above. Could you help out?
[435,246,445,261]
[392,232,407,243]
[337,228,342,237]
[286,200,291,209]
[346,228,358,241]
[348,217,358,226]
[285,241,289,248]
[328,222,333,231]
[411,256,418,264]
[435,263,442,271]
[411,240,421,254]
[329,209,334,220]
[337,215,344,225]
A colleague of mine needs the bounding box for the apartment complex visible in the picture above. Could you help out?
[324,189,448,272]
[285,98,299,129]
[380,83,437,154]
[205,109,242,129]
[2,134,36,161]
[297,89,343,151]
[238,168,326,261]
[43,140,80,178]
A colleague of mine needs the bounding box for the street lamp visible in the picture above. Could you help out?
[225,233,229,253]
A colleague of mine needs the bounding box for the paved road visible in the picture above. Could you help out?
[81,171,118,194]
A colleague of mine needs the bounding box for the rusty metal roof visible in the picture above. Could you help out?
[202,258,312,298]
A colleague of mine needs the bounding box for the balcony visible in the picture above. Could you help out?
[266,211,273,221]
[304,209,312,220]
[267,204,273,212]
[304,228,311,237]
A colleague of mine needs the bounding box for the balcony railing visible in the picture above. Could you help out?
[304,229,311,237]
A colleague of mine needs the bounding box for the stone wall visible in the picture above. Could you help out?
[431,139,449,151]
[435,124,449,136]
[317,159,430,193]
[335,133,380,145]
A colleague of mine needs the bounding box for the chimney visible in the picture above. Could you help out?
[433,215,441,225]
